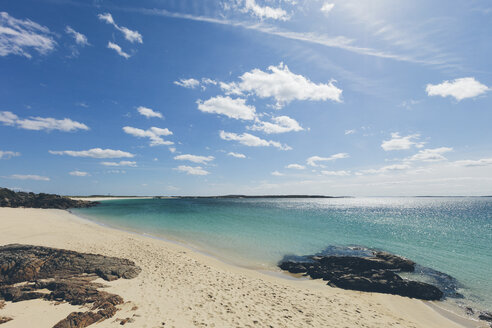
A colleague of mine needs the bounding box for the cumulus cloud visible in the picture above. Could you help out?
[6,174,50,181]
[137,106,163,119]
[321,170,350,176]
[123,126,173,146]
[197,96,256,120]
[228,152,246,158]
[174,154,215,164]
[65,26,89,46]
[0,111,89,132]
[219,131,291,150]
[307,153,349,167]
[243,0,290,21]
[453,158,492,167]
[321,3,335,15]
[248,116,303,134]
[49,148,134,158]
[98,13,142,43]
[100,161,137,167]
[107,41,131,59]
[381,133,424,151]
[222,63,342,108]
[69,170,89,177]
[426,77,489,101]
[271,171,284,176]
[175,165,210,176]
[286,163,305,170]
[174,78,200,89]
[0,150,20,159]
[0,12,56,58]
[407,147,453,162]
[359,164,411,175]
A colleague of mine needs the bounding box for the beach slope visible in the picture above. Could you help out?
[0,208,469,327]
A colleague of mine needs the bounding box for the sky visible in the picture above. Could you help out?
[0,0,491,196]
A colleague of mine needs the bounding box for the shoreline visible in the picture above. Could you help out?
[0,207,482,327]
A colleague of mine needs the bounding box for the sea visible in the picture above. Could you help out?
[72,197,492,316]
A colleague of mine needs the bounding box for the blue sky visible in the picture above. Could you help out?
[1,0,491,196]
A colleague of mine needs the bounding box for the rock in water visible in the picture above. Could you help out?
[279,249,444,301]
[0,244,141,328]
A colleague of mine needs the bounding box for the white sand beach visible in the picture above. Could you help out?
[0,207,480,328]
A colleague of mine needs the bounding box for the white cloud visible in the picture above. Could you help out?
[49,148,134,158]
[175,165,210,176]
[0,111,89,132]
[65,26,89,46]
[225,63,342,108]
[228,152,246,158]
[360,164,411,175]
[0,150,20,159]
[321,3,335,15]
[137,106,163,119]
[0,12,56,58]
[174,78,200,89]
[123,126,173,146]
[271,171,284,176]
[174,154,215,164]
[286,163,305,170]
[248,115,303,134]
[453,158,492,167]
[98,13,142,43]
[219,131,291,150]
[381,133,424,151]
[243,0,290,21]
[106,169,126,174]
[100,161,137,167]
[6,174,50,181]
[321,170,350,176]
[197,96,256,120]
[408,147,453,162]
[69,170,90,177]
[307,153,349,167]
[107,41,131,59]
[426,77,489,101]
[345,129,356,135]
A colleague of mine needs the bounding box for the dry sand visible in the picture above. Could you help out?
[0,207,480,328]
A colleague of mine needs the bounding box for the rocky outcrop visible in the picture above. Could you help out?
[0,188,97,209]
[0,244,141,328]
[279,249,443,301]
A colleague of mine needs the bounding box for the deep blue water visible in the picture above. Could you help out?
[73,197,492,312]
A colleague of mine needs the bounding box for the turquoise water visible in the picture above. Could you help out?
[73,197,492,312]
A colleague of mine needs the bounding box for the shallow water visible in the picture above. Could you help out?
[73,197,492,312]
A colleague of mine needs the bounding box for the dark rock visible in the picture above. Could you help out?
[479,311,492,322]
[279,250,443,301]
[0,244,141,328]
[0,244,141,284]
[0,316,13,324]
[0,188,98,209]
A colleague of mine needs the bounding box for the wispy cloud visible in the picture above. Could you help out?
[175,165,210,176]
[197,96,256,120]
[220,131,291,150]
[381,133,424,151]
[49,148,134,158]
[0,111,88,132]
[0,150,20,159]
[123,126,173,146]
[100,161,137,167]
[98,12,142,43]
[107,41,131,59]
[174,154,215,164]
[307,153,349,167]
[0,12,56,58]
[248,115,303,134]
[137,106,163,119]
[286,163,305,170]
[4,174,50,181]
[65,26,89,46]
[242,0,290,21]
[174,78,200,89]
[407,147,453,162]
[228,152,246,158]
[69,170,90,177]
